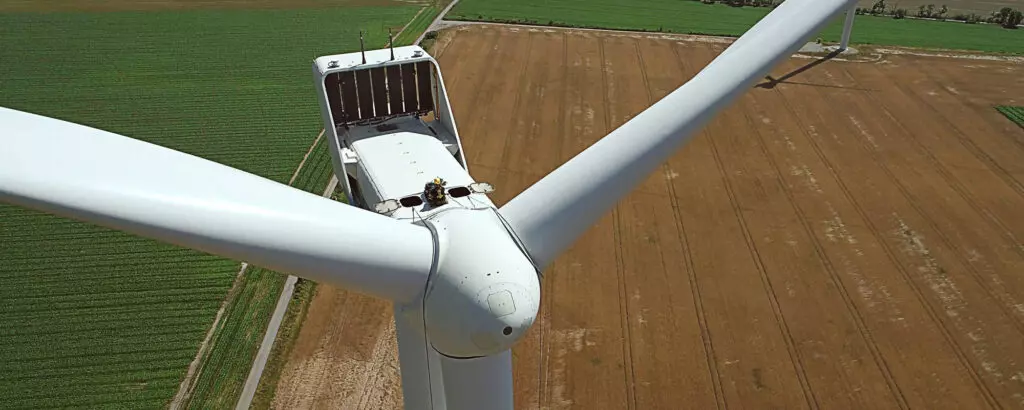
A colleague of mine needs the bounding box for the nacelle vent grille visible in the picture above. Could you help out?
[324,61,436,126]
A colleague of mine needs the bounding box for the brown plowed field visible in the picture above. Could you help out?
[271,25,1024,409]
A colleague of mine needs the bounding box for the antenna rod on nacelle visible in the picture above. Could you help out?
[389,28,395,61]
[359,30,366,64]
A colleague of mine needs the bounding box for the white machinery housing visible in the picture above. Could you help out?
[311,45,493,219]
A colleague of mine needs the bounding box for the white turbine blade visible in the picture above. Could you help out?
[499,0,856,269]
[394,302,447,410]
[0,107,433,301]
[439,352,513,410]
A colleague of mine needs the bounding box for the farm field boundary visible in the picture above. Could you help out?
[447,0,1024,54]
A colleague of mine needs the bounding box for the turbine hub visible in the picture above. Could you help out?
[423,208,541,358]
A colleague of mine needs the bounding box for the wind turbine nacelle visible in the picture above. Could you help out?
[423,208,541,358]
[311,44,470,214]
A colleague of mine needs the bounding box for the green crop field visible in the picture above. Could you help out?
[449,0,1024,55]
[997,106,1024,128]
[0,5,419,409]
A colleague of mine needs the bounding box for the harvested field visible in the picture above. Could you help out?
[272,25,1024,409]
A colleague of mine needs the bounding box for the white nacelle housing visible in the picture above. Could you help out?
[309,43,538,362]
[423,208,541,358]
[340,117,490,220]
[311,45,477,220]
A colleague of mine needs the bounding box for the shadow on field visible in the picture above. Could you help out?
[756,50,872,91]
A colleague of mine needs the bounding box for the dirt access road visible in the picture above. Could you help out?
[271,24,1024,409]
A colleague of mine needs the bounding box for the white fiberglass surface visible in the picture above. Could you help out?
[350,124,476,202]
[0,106,434,301]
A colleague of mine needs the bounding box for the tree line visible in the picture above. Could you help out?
[698,0,1023,29]
[858,0,1022,28]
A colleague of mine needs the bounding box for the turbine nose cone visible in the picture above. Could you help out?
[424,276,540,358]
[468,282,539,353]
[421,208,542,358]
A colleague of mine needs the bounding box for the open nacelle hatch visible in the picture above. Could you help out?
[370,182,495,216]
[323,61,437,126]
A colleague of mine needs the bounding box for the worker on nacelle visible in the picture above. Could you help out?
[424,177,448,207]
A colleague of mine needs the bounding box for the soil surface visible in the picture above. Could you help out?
[271,24,1024,409]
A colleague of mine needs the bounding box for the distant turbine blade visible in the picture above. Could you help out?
[439,352,513,410]
[499,0,857,269]
[0,107,433,302]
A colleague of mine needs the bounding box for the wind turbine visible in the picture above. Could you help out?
[0,0,857,408]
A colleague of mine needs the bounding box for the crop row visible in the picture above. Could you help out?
[4,260,234,285]
[7,295,226,320]
[3,375,184,410]
[3,302,215,323]
[4,366,184,394]
[1,348,196,379]
[3,331,205,363]
[0,245,206,262]
[0,254,226,272]
[5,373,183,403]
[996,106,1024,128]
[1,258,221,276]
[10,273,228,294]
[3,313,213,338]
[5,283,228,305]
